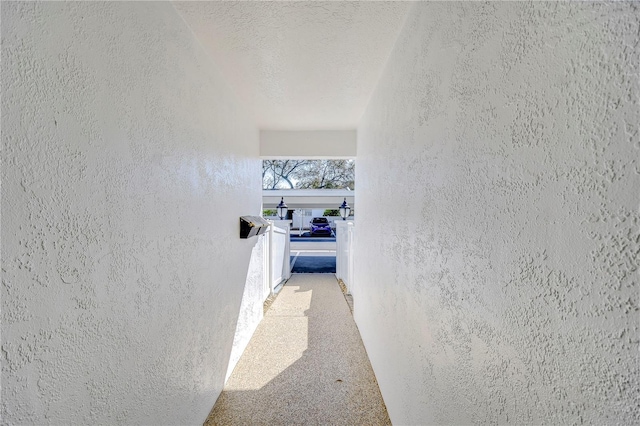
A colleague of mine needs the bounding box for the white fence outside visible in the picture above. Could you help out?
[266,213,354,232]
[266,220,291,296]
[335,221,354,293]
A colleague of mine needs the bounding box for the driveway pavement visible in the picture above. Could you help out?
[290,255,336,273]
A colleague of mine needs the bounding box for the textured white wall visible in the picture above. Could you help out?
[174,2,411,129]
[260,130,357,159]
[355,2,639,425]
[226,235,266,382]
[2,2,260,424]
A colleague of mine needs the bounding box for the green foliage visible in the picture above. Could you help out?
[323,209,340,216]
[263,209,276,217]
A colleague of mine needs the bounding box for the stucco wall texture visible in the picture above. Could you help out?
[355,2,639,425]
[2,2,261,424]
[226,234,266,382]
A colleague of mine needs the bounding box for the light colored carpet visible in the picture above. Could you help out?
[205,274,391,426]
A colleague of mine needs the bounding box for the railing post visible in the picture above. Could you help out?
[283,224,291,280]
[347,222,354,295]
[335,220,354,293]
[268,220,274,296]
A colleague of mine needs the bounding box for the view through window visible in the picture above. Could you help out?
[262,159,354,190]
[262,159,354,273]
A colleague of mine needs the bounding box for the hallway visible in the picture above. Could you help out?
[3,2,638,424]
[205,274,390,425]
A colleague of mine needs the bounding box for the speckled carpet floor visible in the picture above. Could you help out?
[204,274,390,426]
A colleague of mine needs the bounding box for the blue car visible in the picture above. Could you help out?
[310,217,332,236]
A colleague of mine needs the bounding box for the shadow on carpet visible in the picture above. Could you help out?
[290,256,336,273]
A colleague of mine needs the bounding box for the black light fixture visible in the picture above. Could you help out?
[339,197,351,220]
[276,197,288,220]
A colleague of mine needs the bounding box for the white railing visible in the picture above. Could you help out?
[227,220,291,383]
[335,221,354,293]
[292,210,313,232]
[267,220,291,296]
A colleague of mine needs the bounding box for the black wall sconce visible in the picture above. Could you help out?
[276,197,288,220]
[240,216,270,239]
[339,198,351,220]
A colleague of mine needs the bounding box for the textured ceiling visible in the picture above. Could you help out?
[173,1,411,130]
